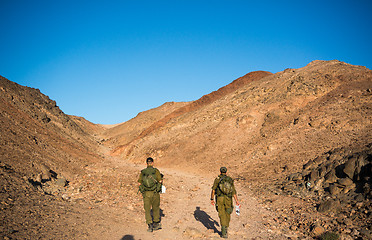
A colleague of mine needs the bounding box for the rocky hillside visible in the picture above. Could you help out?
[0,76,106,239]
[1,60,371,239]
[102,60,371,238]
[104,60,371,178]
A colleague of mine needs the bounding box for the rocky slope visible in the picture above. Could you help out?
[102,60,372,238]
[1,60,371,239]
[0,76,106,239]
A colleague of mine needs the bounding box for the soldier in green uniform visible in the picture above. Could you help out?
[138,157,163,232]
[210,167,240,238]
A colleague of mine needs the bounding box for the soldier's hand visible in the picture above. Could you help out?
[211,200,215,206]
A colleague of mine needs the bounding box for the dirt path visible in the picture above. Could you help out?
[80,152,294,240]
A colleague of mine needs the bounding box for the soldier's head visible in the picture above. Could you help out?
[146,157,154,166]
[220,167,227,174]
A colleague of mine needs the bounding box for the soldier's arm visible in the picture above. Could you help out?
[233,194,240,206]
[232,182,240,206]
[210,178,219,205]
[155,169,163,183]
[138,172,143,185]
[210,189,215,205]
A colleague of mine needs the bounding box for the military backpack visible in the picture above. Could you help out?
[218,175,234,196]
[140,167,160,192]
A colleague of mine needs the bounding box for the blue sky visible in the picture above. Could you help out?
[1,1,371,124]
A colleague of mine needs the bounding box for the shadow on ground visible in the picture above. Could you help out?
[120,235,134,240]
[194,206,220,234]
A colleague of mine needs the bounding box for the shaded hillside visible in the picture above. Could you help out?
[109,70,272,156]
[0,76,104,178]
[0,76,106,239]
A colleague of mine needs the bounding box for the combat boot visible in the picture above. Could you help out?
[147,223,153,232]
[153,221,162,230]
[221,226,228,238]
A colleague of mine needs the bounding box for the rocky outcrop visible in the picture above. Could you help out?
[280,146,371,238]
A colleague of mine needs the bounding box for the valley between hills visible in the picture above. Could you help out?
[1,60,371,239]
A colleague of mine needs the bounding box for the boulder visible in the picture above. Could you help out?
[55,177,67,187]
[324,169,337,183]
[343,158,356,179]
[318,199,341,213]
[309,169,319,182]
[337,177,354,187]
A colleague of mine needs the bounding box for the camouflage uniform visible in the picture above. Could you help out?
[138,166,162,225]
[212,174,237,231]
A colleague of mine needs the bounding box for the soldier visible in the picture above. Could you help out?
[138,157,163,232]
[210,167,240,238]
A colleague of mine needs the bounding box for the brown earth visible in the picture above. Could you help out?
[0,60,371,239]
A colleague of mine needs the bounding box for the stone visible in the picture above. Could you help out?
[311,225,325,236]
[313,179,324,191]
[40,164,51,181]
[340,234,353,240]
[343,218,352,226]
[337,177,354,187]
[324,169,337,183]
[309,169,318,182]
[359,228,372,239]
[55,177,67,187]
[318,199,341,213]
[343,158,356,179]
[329,184,341,196]
[342,183,356,194]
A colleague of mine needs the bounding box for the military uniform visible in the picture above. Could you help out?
[212,174,237,228]
[138,166,162,227]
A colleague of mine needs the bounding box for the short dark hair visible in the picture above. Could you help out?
[146,157,154,163]
[220,167,227,173]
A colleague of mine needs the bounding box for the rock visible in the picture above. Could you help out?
[354,194,364,202]
[55,177,67,187]
[351,228,360,236]
[343,218,352,226]
[343,158,356,179]
[35,174,42,183]
[340,233,353,240]
[313,179,324,191]
[337,177,353,187]
[329,184,342,196]
[40,164,51,181]
[311,225,325,236]
[359,228,372,239]
[309,169,318,182]
[342,183,356,194]
[318,199,341,213]
[324,169,337,183]
[61,194,70,201]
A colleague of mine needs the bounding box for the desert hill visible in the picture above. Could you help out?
[0,60,371,239]
[104,60,371,178]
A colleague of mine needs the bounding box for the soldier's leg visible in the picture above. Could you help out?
[143,191,153,224]
[217,197,229,227]
[152,192,161,223]
[225,197,233,228]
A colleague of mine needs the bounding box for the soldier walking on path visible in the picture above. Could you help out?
[138,157,163,232]
[210,167,240,238]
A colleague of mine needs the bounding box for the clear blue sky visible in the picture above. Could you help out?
[1,0,371,124]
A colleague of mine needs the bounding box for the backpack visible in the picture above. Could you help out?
[218,176,234,196]
[141,167,158,191]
